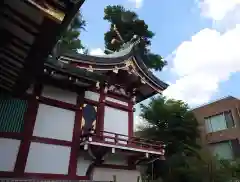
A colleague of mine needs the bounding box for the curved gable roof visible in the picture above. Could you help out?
[58,38,168,92]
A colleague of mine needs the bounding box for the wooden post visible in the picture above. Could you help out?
[113,175,117,182]
[137,176,140,182]
[115,134,118,144]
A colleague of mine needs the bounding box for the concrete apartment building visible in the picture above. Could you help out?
[192,96,240,160]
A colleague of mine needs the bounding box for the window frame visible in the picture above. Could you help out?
[210,140,234,160]
[204,110,235,133]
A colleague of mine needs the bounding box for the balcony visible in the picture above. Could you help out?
[80,130,165,156]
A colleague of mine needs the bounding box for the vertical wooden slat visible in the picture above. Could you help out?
[0,93,27,133]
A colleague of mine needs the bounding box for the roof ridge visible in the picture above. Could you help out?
[192,96,238,110]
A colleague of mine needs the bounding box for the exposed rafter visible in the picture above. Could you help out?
[0,0,86,94]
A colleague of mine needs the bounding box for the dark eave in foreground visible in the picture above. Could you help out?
[0,0,86,96]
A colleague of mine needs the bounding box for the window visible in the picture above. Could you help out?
[225,111,235,128]
[210,141,233,160]
[205,111,235,133]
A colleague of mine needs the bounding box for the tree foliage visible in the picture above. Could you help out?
[137,96,200,181]
[58,11,86,54]
[139,96,200,157]
[103,5,167,71]
[138,96,240,182]
[158,151,240,182]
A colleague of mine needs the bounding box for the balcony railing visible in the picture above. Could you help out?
[80,130,165,154]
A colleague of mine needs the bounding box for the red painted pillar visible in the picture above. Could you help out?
[128,101,134,139]
[96,87,106,137]
[14,83,42,176]
[68,92,84,178]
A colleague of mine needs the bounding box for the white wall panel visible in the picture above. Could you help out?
[84,91,100,102]
[92,168,141,182]
[104,106,128,144]
[42,86,77,104]
[106,97,128,106]
[0,138,20,171]
[76,156,92,176]
[33,104,75,141]
[25,142,71,174]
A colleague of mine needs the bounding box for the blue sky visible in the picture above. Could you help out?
[79,0,240,117]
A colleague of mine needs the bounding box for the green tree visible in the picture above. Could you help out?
[58,11,86,54]
[138,96,200,157]
[167,150,239,182]
[137,97,240,182]
[137,96,201,181]
[103,5,166,71]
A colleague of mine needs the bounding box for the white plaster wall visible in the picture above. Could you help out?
[76,156,92,176]
[84,91,100,102]
[0,138,21,171]
[104,106,128,144]
[106,97,128,106]
[25,142,71,174]
[92,168,141,182]
[33,104,75,141]
[42,86,77,104]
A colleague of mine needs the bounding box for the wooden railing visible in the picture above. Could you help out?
[81,130,165,153]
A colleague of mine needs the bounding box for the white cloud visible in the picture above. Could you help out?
[198,0,240,21]
[128,0,143,9]
[89,48,105,56]
[77,49,84,54]
[163,0,240,106]
[134,115,144,130]
[134,115,150,131]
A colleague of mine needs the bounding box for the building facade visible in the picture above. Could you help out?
[192,96,240,160]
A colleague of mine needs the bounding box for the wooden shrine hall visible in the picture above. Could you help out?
[0,1,169,181]
[0,34,168,181]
